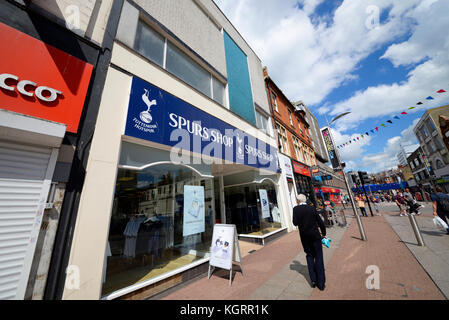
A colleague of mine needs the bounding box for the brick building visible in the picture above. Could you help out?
[263,67,317,205]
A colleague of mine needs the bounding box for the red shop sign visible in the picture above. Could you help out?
[292,160,311,177]
[0,22,93,133]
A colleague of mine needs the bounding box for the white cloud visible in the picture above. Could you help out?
[330,128,372,165]
[214,0,422,106]
[326,0,449,132]
[359,118,420,172]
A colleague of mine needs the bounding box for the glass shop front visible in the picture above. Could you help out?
[102,143,216,296]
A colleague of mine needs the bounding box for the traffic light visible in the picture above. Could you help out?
[351,174,359,185]
[358,171,370,185]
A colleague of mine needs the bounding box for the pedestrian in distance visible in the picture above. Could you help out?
[356,195,368,217]
[430,186,449,235]
[292,194,327,291]
[394,191,407,217]
[403,188,423,215]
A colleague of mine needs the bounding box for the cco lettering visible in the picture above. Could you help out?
[0,73,63,102]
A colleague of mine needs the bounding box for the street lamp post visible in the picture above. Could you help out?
[325,113,367,241]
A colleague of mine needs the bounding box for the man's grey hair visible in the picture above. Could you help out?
[297,194,307,204]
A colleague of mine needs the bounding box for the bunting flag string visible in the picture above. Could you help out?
[338,87,447,149]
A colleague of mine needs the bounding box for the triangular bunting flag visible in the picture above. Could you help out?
[437,89,446,93]
[365,132,369,136]
[426,96,434,100]
[375,127,379,131]
[371,129,375,133]
[381,124,386,127]
[417,102,423,105]
[401,112,407,115]
[361,135,364,138]
[387,120,392,124]
[357,137,359,140]
[394,116,400,119]
[408,107,415,110]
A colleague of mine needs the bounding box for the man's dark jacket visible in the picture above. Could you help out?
[292,204,326,242]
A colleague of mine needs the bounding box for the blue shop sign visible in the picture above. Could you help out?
[125,77,280,173]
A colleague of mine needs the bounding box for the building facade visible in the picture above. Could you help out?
[59,0,293,300]
[296,102,348,204]
[0,0,117,300]
[264,68,317,212]
[413,105,449,192]
[407,148,432,200]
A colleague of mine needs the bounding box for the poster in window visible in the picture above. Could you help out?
[210,224,235,270]
[259,189,270,219]
[183,185,205,237]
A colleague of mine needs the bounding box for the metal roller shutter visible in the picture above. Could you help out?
[0,140,57,300]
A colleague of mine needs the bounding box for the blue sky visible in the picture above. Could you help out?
[214,0,449,173]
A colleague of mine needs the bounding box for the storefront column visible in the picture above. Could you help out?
[62,68,131,299]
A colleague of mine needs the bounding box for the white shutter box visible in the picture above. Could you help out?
[0,140,57,300]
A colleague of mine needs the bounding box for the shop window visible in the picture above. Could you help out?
[436,159,445,169]
[102,164,215,297]
[224,181,282,236]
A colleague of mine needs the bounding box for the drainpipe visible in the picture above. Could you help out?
[43,0,124,300]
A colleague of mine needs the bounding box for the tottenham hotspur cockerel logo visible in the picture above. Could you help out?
[139,89,157,124]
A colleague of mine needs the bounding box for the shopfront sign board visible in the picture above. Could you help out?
[183,185,205,237]
[125,76,280,173]
[259,189,270,219]
[208,224,243,286]
[0,22,93,133]
[292,160,311,177]
[321,127,341,170]
[279,153,294,179]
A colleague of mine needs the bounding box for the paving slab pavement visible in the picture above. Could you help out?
[311,213,445,300]
[382,204,449,299]
[158,205,445,300]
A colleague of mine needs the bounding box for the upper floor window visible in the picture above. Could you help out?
[276,122,289,156]
[135,21,226,106]
[271,92,278,112]
[256,110,269,134]
[421,125,429,137]
[288,110,293,126]
[292,136,302,162]
[426,118,436,132]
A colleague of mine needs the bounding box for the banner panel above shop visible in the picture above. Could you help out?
[292,160,311,177]
[124,77,280,173]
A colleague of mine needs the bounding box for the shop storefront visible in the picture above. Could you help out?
[315,187,342,204]
[0,21,93,299]
[67,71,284,300]
[292,160,315,205]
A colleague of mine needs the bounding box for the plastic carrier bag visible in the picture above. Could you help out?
[433,216,449,231]
[321,237,332,248]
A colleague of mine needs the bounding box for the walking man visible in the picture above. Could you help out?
[293,194,327,290]
[431,186,449,234]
